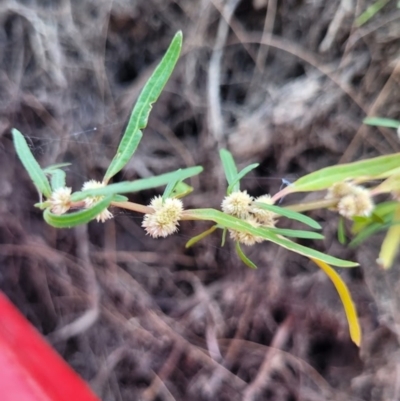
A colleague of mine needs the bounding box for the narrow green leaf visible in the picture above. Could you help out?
[12,128,52,198]
[267,227,324,240]
[34,202,51,210]
[355,0,391,27]
[163,174,180,200]
[186,225,218,248]
[185,208,358,267]
[254,202,321,229]
[219,149,238,193]
[363,117,400,129]
[228,163,259,193]
[311,258,361,346]
[43,163,71,173]
[43,195,113,228]
[338,217,346,245]
[49,169,66,191]
[235,242,257,269]
[104,31,183,182]
[349,221,389,248]
[221,227,227,247]
[378,203,400,269]
[289,153,400,193]
[72,166,203,201]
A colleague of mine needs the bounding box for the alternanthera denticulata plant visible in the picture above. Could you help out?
[11,31,400,347]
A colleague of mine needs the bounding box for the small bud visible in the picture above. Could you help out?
[49,187,72,215]
[221,191,253,218]
[142,196,183,238]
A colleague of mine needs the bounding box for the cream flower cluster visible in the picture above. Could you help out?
[326,182,374,219]
[142,196,184,238]
[49,187,72,215]
[82,180,113,223]
[221,191,277,246]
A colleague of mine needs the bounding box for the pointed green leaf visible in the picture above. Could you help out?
[221,227,227,247]
[185,208,358,267]
[34,202,51,210]
[186,225,218,248]
[163,174,180,200]
[363,116,400,128]
[338,217,346,245]
[12,128,52,198]
[254,202,321,229]
[268,227,324,239]
[235,242,257,269]
[43,195,113,228]
[104,31,183,182]
[43,163,71,173]
[311,258,361,346]
[289,153,400,193]
[72,166,203,201]
[349,221,389,248]
[219,149,238,193]
[355,0,391,27]
[228,163,259,193]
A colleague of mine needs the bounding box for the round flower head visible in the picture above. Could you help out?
[329,183,374,219]
[337,195,357,219]
[142,196,183,238]
[81,180,113,222]
[251,194,277,227]
[221,190,253,218]
[49,187,72,215]
[326,182,355,200]
[229,217,264,246]
[352,187,374,217]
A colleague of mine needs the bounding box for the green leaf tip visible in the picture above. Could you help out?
[104,31,183,183]
[12,128,52,198]
[235,242,257,269]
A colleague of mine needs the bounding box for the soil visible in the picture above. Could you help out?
[1,1,400,400]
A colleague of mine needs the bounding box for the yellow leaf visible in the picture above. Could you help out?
[311,258,362,346]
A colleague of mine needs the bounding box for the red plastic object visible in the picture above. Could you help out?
[0,292,101,401]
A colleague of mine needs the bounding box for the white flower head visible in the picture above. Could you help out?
[229,217,264,246]
[221,190,253,218]
[142,196,183,238]
[352,187,374,217]
[328,182,374,219]
[337,195,357,219]
[326,182,355,200]
[251,194,277,227]
[81,180,113,223]
[49,187,72,215]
